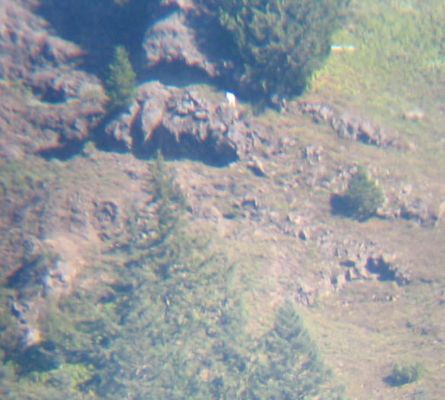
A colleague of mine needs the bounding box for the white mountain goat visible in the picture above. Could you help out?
[225,91,237,107]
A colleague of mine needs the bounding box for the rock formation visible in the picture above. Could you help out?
[143,10,219,77]
[106,81,263,165]
[0,0,107,159]
[298,101,409,150]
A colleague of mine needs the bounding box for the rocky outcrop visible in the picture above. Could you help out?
[0,0,107,158]
[330,253,411,293]
[142,0,233,80]
[1,160,131,349]
[143,10,219,77]
[0,79,106,159]
[0,0,82,83]
[106,81,262,165]
[389,197,444,227]
[7,238,80,348]
[380,182,445,228]
[298,101,409,150]
[364,255,410,285]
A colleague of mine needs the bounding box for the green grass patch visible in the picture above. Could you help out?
[310,0,444,121]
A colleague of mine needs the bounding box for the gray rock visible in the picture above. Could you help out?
[298,101,406,150]
[294,281,318,306]
[247,157,267,177]
[303,144,323,164]
[364,255,410,286]
[143,10,218,77]
[93,200,121,240]
[298,228,310,241]
[105,102,142,150]
[241,196,259,210]
[106,81,261,164]
[399,198,439,227]
[331,273,347,291]
[22,235,43,263]
[141,101,166,142]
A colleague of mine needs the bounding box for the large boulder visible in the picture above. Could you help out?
[106,81,260,165]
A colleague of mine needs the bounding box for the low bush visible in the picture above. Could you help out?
[331,167,384,221]
[386,363,423,386]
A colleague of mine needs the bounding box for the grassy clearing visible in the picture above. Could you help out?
[312,0,445,103]
[289,2,445,398]
[0,158,55,194]
[310,0,445,156]
[297,0,445,196]
[306,277,445,399]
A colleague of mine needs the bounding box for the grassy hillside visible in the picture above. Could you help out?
[298,1,445,398]
[0,1,444,399]
[311,0,445,174]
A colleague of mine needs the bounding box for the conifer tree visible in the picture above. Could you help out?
[106,45,136,110]
[203,0,349,100]
[244,301,345,400]
[42,154,244,399]
[89,155,243,399]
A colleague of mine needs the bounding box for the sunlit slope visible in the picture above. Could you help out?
[310,0,444,148]
[300,1,445,399]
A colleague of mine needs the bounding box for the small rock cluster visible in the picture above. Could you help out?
[7,239,69,348]
[397,198,444,227]
[382,182,445,227]
[298,101,408,150]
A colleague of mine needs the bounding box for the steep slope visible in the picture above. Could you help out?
[0,0,444,399]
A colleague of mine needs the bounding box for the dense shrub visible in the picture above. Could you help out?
[387,363,423,386]
[332,167,384,221]
[203,0,349,100]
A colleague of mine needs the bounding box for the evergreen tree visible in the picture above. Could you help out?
[89,154,244,399]
[106,46,136,110]
[32,154,245,399]
[244,301,344,400]
[203,0,349,100]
